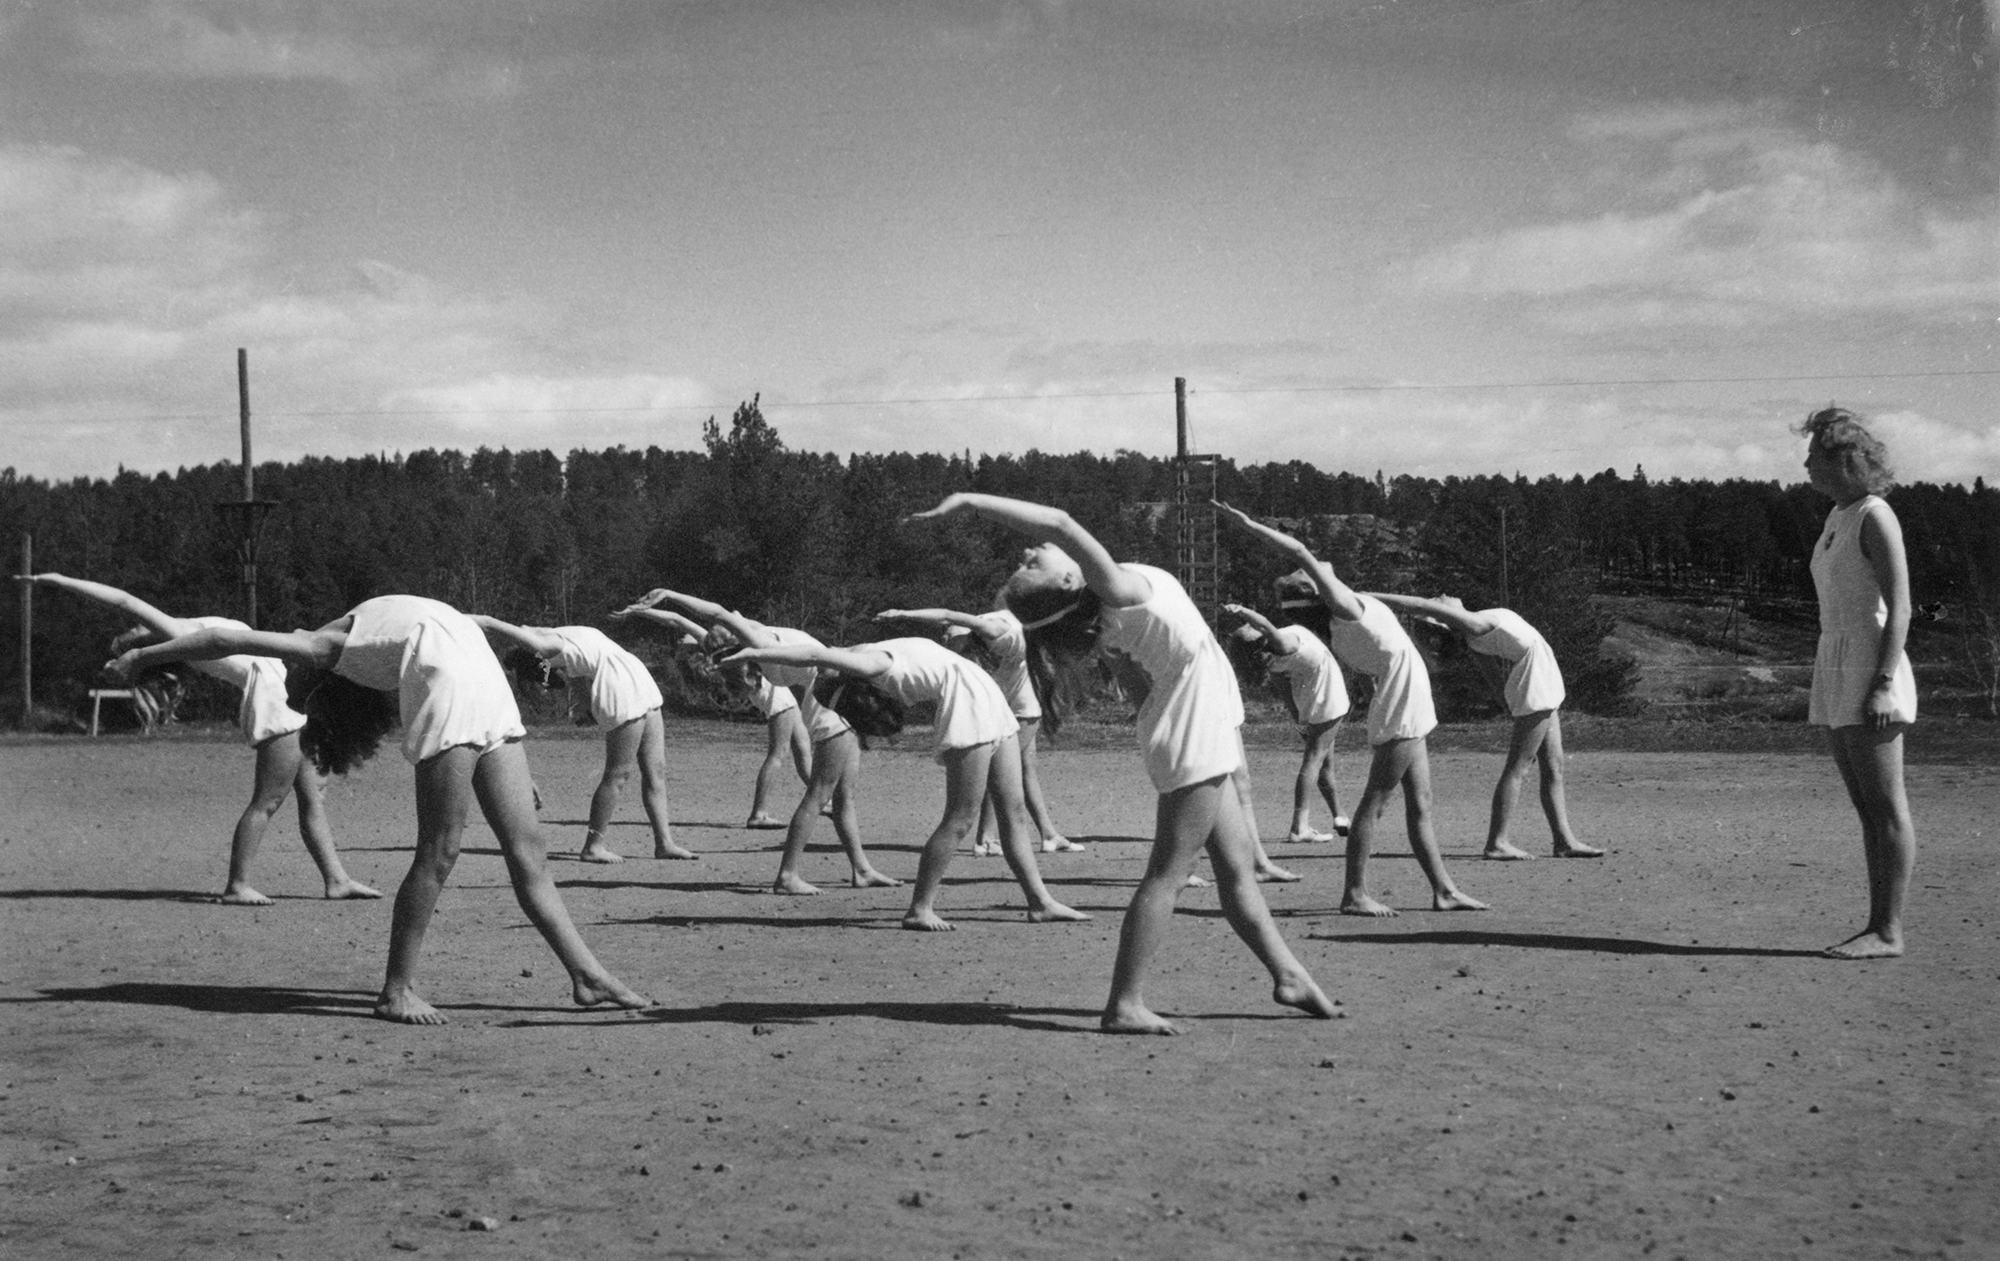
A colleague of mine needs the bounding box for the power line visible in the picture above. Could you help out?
[38,366,2000,424]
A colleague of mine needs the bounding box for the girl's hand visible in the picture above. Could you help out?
[625,588,673,611]
[1212,500,1255,529]
[104,649,141,682]
[1221,602,1250,619]
[902,493,970,524]
[1865,679,1897,728]
[874,609,908,621]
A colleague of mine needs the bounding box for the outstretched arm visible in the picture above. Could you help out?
[874,607,1011,641]
[621,588,776,649]
[903,493,1150,607]
[1221,602,1287,644]
[1361,593,1496,639]
[1212,502,1366,621]
[468,615,567,657]
[611,606,708,641]
[107,625,335,681]
[28,573,192,640]
[725,643,893,681]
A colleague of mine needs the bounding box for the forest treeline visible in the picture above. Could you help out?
[6,400,1998,726]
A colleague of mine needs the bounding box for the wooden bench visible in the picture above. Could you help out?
[86,688,158,737]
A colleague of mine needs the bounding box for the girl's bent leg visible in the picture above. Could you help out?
[378,746,478,1024]
[774,735,841,894]
[636,711,694,858]
[1342,744,1406,916]
[1018,719,1079,850]
[290,751,380,900]
[987,736,1086,922]
[1400,741,1485,910]
[582,719,643,863]
[1485,712,1547,860]
[1205,779,1338,1019]
[222,735,301,905]
[475,741,651,1009]
[903,743,992,930]
[1104,781,1222,1035]
[1538,712,1600,857]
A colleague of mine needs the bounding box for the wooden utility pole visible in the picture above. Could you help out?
[15,532,31,727]
[214,349,278,626]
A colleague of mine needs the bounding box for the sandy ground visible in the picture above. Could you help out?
[2,719,1996,1261]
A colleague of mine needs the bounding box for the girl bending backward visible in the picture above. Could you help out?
[726,635,1088,931]
[906,493,1337,1035]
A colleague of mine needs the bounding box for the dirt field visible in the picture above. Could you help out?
[3,719,1995,1260]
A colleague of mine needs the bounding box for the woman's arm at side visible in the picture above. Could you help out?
[30,573,192,640]
[1860,506,1913,706]
[1212,502,1366,621]
[904,493,1150,607]
[468,615,566,657]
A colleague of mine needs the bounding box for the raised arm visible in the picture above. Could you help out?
[468,615,567,657]
[621,588,777,649]
[1212,502,1366,622]
[1221,602,1287,645]
[874,607,1012,641]
[725,643,893,681]
[903,493,1150,607]
[28,573,193,640]
[611,606,708,641]
[106,625,336,681]
[1361,593,1497,639]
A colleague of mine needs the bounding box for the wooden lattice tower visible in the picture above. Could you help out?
[1173,378,1221,620]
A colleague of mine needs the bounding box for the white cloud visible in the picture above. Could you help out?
[70,1,429,85]
[1395,103,1999,327]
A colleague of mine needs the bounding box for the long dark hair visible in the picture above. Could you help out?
[287,665,398,775]
[1001,582,1103,736]
[812,673,905,744]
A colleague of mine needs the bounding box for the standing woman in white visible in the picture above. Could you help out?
[1363,593,1601,861]
[27,573,380,905]
[470,616,696,862]
[107,594,651,1023]
[1799,406,1918,960]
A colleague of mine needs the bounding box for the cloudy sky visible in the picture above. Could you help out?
[2,0,1994,485]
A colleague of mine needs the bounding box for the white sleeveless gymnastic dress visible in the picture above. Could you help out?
[184,615,306,746]
[1466,608,1566,716]
[547,626,663,727]
[1809,496,1918,728]
[982,610,1042,721]
[862,637,1019,759]
[331,596,525,764]
[1097,564,1244,792]
[750,675,798,719]
[760,625,853,744]
[1324,594,1437,745]
[1264,624,1351,728]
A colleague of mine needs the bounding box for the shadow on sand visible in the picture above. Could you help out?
[1302,927,1823,959]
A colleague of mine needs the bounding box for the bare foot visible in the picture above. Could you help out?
[902,909,955,931]
[1484,841,1534,861]
[1185,873,1211,888]
[375,986,447,1025]
[1287,828,1335,843]
[324,878,384,900]
[1101,1004,1181,1035]
[1256,863,1302,883]
[653,843,700,860]
[773,873,822,896]
[744,814,787,830]
[1824,930,1904,960]
[852,869,903,888]
[579,844,625,864]
[1042,835,1087,853]
[1273,974,1341,1019]
[1026,901,1091,923]
[573,974,654,1010]
[1433,889,1488,911]
[1332,816,1352,836]
[1554,841,1605,858]
[220,885,273,906]
[1340,891,1398,917]
[970,838,998,856]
